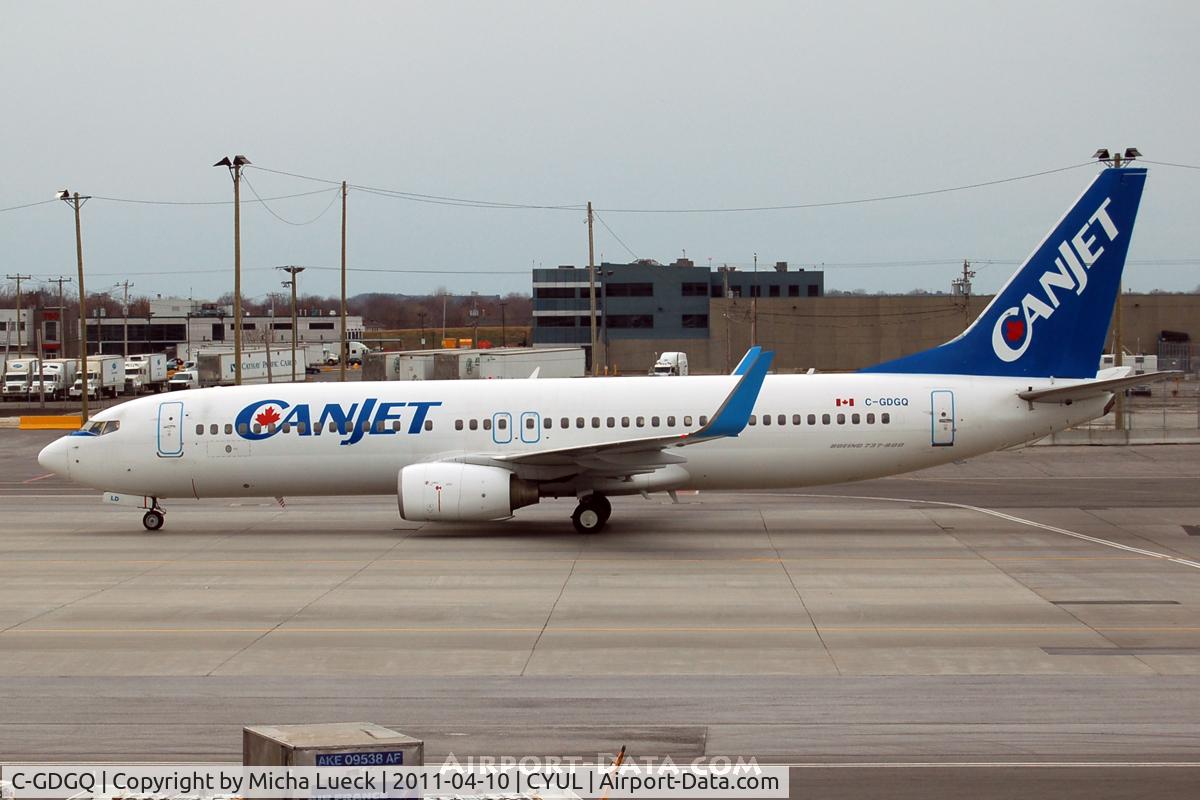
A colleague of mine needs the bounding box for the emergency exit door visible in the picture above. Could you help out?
[157,401,184,457]
[931,390,955,447]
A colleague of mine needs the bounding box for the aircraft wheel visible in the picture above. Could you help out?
[571,499,607,534]
[142,510,165,531]
[589,494,612,524]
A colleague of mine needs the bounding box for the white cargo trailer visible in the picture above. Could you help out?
[195,348,305,386]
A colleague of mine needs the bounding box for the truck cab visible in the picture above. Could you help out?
[3,358,40,400]
[650,352,689,377]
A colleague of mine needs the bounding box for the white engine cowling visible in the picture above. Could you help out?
[398,463,539,522]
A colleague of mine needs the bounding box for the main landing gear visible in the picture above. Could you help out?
[571,494,611,534]
[142,500,165,532]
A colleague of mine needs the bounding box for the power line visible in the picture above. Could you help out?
[592,211,639,259]
[240,175,341,225]
[91,187,336,207]
[0,199,58,213]
[1142,159,1200,170]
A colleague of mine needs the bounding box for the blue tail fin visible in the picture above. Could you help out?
[862,167,1147,378]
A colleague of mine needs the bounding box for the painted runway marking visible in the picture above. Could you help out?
[778,493,1200,572]
[20,473,55,484]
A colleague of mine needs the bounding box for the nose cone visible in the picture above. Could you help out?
[38,436,70,478]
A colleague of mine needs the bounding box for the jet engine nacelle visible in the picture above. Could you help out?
[397,462,539,522]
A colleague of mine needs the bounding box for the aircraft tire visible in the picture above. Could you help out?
[142,510,165,532]
[571,499,606,534]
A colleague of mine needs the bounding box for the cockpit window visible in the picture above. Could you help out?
[78,419,120,436]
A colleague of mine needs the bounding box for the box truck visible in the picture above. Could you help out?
[3,357,40,400]
[31,358,79,400]
[195,348,305,387]
[125,354,169,394]
[70,355,125,399]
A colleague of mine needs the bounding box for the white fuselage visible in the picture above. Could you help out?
[52,373,1107,500]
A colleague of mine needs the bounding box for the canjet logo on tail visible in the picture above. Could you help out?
[991,198,1120,362]
[235,398,442,445]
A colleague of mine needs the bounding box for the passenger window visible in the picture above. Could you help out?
[852,413,860,424]
[700,415,709,426]
[455,420,464,431]
[762,415,771,426]
[684,416,693,426]
[576,417,585,428]
[298,422,308,435]
[469,419,478,430]
[808,414,817,425]
[253,423,262,434]
[424,420,433,431]
[821,414,830,425]
[195,424,204,435]
[360,420,370,432]
[748,416,757,426]
[225,423,233,435]
[329,421,339,433]
[497,418,507,430]
[525,417,535,429]
[778,414,786,426]
[209,423,218,435]
[268,424,278,434]
[544,417,552,429]
[392,420,402,432]
[282,423,292,434]
[836,413,846,425]
[651,416,660,427]
[239,422,249,435]
[483,418,492,430]
[667,416,676,426]
[621,416,630,428]
[607,417,615,427]
[636,416,645,427]
[562,417,571,428]
[867,413,876,424]
[882,413,891,424]
[591,417,600,428]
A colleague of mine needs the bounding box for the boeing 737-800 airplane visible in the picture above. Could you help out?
[38,166,1175,533]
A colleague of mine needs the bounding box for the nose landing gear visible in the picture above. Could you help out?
[571,494,611,533]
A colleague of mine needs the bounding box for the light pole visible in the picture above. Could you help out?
[278,266,305,381]
[214,155,250,385]
[57,190,90,423]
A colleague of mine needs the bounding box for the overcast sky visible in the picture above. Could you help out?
[2,0,1198,303]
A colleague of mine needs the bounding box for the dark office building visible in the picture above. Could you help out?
[532,258,823,347]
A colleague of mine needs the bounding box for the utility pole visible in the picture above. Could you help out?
[6,273,32,353]
[951,259,975,326]
[751,252,758,347]
[417,310,428,349]
[1093,146,1142,432]
[587,201,598,375]
[468,295,481,349]
[215,155,250,384]
[498,301,507,347]
[115,279,134,358]
[47,276,72,357]
[340,180,348,383]
[278,266,305,382]
[265,293,275,384]
[58,190,90,423]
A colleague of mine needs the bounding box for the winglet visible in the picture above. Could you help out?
[731,346,762,375]
[695,349,774,439]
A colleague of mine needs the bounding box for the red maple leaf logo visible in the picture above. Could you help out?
[1004,318,1026,343]
[255,406,281,427]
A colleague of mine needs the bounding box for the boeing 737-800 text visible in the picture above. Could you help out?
[38,166,1176,532]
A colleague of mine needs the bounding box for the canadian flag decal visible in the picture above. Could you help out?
[835,398,854,407]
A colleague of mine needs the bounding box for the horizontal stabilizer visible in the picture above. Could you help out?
[1018,370,1182,403]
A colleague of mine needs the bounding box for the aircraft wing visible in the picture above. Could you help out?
[1018,370,1182,403]
[453,349,773,478]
